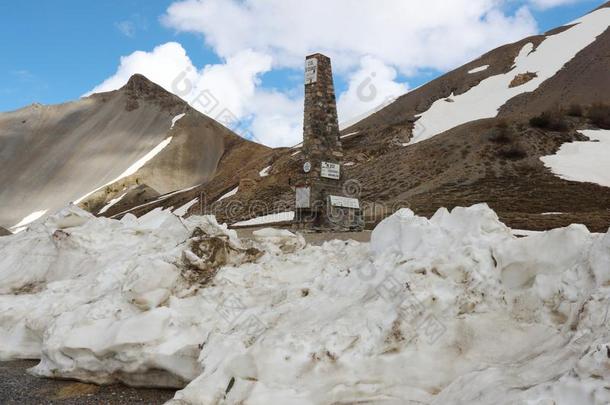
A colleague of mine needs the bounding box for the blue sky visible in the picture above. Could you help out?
[0,0,603,145]
[0,1,214,110]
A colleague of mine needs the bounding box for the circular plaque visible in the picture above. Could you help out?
[303,161,312,173]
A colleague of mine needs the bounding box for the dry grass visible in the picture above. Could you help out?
[53,383,99,400]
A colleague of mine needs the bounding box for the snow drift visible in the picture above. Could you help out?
[1,204,610,404]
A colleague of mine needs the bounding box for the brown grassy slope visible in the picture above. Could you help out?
[345,116,610,232]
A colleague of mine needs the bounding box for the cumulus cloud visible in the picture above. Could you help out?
[338,56,409,128]
[93,0,581,147]
[161,0,538,73]
[183,49,272,118]
[152,0,543,145]
[85,42,304,146]
[86,42,197,96]
[248,90,304,147]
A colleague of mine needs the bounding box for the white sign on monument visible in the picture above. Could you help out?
[330,195,360,209]
[296,187,311,208]
[305,58,318,85]
[321,161,340,180]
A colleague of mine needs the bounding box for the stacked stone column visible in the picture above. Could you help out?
[294,53,363,231]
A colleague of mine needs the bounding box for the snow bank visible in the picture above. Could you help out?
[233,211,295,227]
[411,8,610,144]
[541,129,610,187]
[1,203,610,404]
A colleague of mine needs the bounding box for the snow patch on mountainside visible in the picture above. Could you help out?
[173,198,199,217]
[98,191,128,215]
[410,8,610,144]
[468,65,489,74]
[259,166,271,177]
[217,187,238,202]
[9,210,48,233]
[541,129,610,187]
[171,113,186,129]
[75,136,174,204]
[1,204,610,404]
[111,184,201,219]
[341,131,361,139]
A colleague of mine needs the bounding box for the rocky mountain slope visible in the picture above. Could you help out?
[0,75,270,231]
[108,2,610,232]
[2,3,609,234]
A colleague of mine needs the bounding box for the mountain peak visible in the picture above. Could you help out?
[120,74,186,112]
[123,73,159,93]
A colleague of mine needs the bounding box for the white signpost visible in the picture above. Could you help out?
[330,195,360,209]
[321,161,340,180]
[305,58,318,85]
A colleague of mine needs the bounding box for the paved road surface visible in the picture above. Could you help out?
[0,360,176,404]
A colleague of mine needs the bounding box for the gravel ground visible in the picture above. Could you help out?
[0,360,176,404]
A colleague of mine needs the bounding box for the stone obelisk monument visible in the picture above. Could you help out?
[294,53,363,231]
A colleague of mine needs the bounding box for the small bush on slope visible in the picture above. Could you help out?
[530,111,569,132]
[587,103,610,130]
[498,145,527,160]
[567,104,583,117]
[489,120,516,144]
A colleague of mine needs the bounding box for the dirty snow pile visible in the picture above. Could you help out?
[1,204,610,404]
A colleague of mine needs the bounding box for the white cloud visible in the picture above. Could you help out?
[248,90,303,147]
[153,0,543,146]
[93,0,587,147]
[86,43,304,147]
[161,0,538,73]
[86,42,198,96]
[338,56,409,128]
[85,43,272,121]
[189,49,272,118]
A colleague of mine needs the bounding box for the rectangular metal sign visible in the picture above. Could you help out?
[295,187,311,208]
[305,58,318,85]
[321,161,340,180]
[330,195,360,209]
